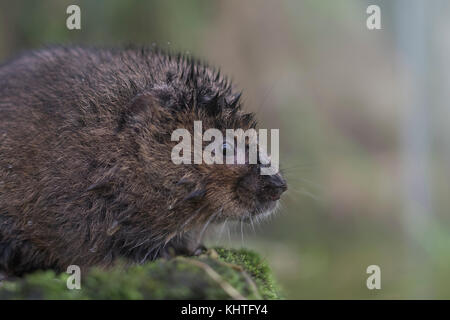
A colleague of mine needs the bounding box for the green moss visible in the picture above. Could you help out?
[0,248,282,300]
[214,247,283,299]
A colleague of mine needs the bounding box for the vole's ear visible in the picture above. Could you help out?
[117,93,169,132]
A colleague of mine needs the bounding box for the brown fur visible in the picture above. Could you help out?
[0,46,286,276]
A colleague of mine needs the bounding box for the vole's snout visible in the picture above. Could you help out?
[263,173,287,201]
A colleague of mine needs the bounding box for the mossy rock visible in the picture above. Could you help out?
[0,248,282,300]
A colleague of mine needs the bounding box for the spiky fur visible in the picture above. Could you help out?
[0,46,282,276]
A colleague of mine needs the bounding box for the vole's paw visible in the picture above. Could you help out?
[0,271,11,287]
[192,244,207,256]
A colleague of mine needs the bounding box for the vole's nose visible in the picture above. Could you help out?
[264,173,287,201]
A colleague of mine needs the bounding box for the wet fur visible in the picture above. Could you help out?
[0,46,277,276]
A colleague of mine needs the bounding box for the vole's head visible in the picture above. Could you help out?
[119,56,287,226]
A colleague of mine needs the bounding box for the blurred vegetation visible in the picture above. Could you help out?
[0,0,449,299]
[0,248,281,299]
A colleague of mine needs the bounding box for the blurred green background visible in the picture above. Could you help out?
[1,0,449,299]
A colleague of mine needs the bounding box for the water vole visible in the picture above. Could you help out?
[0,46,287,276]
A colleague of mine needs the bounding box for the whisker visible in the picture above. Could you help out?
[197,207,223,244]
[285,177,323,190]
[177,203,208,233]
[280,163,316,172]
[255,81,276,114]
[249,215,256,234]
[288,187,323,202]
[217,218,229,244]
[240,218,244,246]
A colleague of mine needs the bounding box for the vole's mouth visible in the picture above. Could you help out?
[240,199,279,223]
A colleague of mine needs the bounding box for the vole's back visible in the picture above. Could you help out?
[0,47,179,275]
[0,46,270,277]
[0,47,160,123]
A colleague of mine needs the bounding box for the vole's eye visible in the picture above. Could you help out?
[222,142,233,156]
